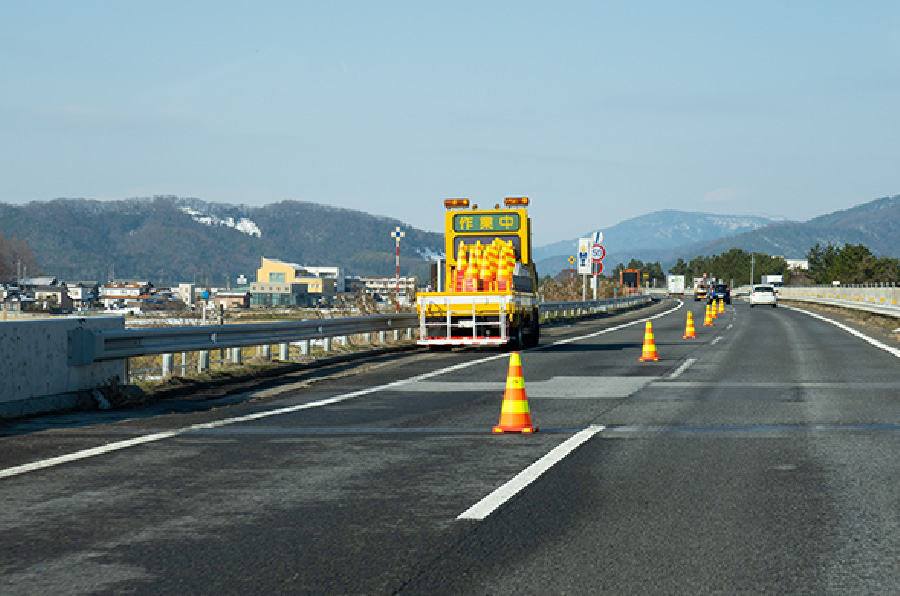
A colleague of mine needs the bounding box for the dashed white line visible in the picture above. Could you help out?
[711,336,724,345]
[668,358,697,379]
[457,425,605,520]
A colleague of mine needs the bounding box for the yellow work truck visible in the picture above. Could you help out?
[416,197,541,349]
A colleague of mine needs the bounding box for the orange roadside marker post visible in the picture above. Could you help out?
[493,352,537,433]
[638,321,659,362]
[683,311,696,339]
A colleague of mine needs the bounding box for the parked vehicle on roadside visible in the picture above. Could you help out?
[750,285,777,308]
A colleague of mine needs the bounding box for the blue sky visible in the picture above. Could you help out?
[2,1,899,245]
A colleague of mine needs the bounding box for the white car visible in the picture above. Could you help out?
[750,284,777,307]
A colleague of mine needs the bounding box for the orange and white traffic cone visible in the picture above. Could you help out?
[638,321,659,362]
[718,298,725,314]
[703,303,714,326]
[493,352,537,433]
[710,301,718,319]
[683,311,696,339]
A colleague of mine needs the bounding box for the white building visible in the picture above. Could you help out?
[100,282,150,309]
[177,283,197,307]
[65,283,98,310]
[300,265,345,293]
[785,259,809,270]
[357,276,418,305]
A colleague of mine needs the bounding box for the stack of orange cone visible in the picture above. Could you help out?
[493,352,537,433]
[638,321,659,361]
[683,311,696,339]
[703,303,714,326]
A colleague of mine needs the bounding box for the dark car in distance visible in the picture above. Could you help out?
[707,283,731,305]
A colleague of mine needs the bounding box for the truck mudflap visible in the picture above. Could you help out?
[417,294,516,345]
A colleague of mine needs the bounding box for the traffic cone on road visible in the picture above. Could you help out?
[718,298,725,314]
[638,321,659,362]
[683,311,696,339]
[493,352,537,434]
[703,303,714,326]
[710,302,718,319]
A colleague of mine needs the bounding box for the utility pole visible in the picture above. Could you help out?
[750,253,755,286]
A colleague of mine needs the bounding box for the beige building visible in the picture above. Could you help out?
[214,291,251,309]
[256,257,338,294]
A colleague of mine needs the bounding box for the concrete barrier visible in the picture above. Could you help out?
[777,286,900,319]
[0,317,126,419]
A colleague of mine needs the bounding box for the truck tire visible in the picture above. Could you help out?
[509,324,524,351]
[525,308,541,348]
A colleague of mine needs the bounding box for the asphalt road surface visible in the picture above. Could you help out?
[4,298,900,595]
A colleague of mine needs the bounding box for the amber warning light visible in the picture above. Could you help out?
[444,198,470,209]
[504,197,529,207]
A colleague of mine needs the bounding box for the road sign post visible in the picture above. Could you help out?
[590,241,605,300]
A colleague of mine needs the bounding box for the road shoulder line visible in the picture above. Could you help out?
[787,305,900,359]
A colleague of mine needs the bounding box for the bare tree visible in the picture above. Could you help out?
[0,232,37,282]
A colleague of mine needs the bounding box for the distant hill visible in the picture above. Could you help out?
[535,211,781,276]
[535,195,900,276]
[692,195,900,260]
[0,196,444,284]
[8,193,899,285]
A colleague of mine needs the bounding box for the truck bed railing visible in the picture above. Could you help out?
[418,294,511,345]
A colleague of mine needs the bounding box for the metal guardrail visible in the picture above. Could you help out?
[540,294,652,313]
[67,295,658,368]
[68,314,418,366]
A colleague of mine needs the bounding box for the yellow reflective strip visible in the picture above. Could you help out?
[501,401,530,414]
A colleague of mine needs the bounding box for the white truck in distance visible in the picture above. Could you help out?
[666,275,685,298]
[693,277,708,301]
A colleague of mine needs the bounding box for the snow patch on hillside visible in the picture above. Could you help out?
[416,247,445,261]
[180,207,262,237]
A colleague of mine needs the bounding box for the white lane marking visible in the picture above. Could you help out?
[0,431,181,480]
[727,324,733,330]
[668,358,697,379]
[710,336,723,345]
[533,300,683,351]
[457,425,605,520]
[0,302,681,481]
[787,306,900,359]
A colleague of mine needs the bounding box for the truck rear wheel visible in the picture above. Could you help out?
[509,324,524,351]
[524,308,540,348]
